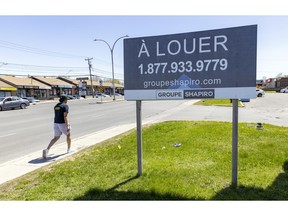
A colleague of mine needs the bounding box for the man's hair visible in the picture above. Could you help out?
[59,96,68,103]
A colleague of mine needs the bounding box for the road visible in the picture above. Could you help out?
[0,97,190,164]
[1,93,288,164]
[163,93,288,126]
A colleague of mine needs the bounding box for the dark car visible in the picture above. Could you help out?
[22,97,40,104]
[61,94,76,100]
[0,96,30,111]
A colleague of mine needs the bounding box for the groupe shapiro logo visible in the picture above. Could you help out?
[156,90,183,100]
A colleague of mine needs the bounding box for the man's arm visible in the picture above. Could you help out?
[64,112,70,130]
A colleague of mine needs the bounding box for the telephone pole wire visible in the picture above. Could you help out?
[85,57,94,98]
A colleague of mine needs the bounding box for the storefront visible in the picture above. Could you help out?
[31,76,76,98]
[0,75,51,99]
[0,80,17,97]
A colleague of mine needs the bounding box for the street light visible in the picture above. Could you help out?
[94,35,129,101]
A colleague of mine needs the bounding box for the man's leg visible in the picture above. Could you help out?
[66,134,71,150]
[47,136,61,150]
[43,136,60,159]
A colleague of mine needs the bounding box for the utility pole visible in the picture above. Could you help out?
[85,57,94,98]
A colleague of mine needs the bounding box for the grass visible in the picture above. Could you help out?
[194,99,243,107]
[0,121,288,200]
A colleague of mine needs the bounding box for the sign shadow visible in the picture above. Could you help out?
[212,160,288,200]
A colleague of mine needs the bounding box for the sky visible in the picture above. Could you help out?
[0,15,288,81]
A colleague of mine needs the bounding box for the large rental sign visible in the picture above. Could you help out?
[124,25,257,100]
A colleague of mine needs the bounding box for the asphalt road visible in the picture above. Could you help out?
[165,93,288,126]
[1,93,288,164]
[0,97,189,164]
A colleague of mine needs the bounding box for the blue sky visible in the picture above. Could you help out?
[0,5,288,81]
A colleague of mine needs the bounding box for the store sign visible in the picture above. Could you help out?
[0,87,17,91]
[124,25,257,100]
[58,85,72,89]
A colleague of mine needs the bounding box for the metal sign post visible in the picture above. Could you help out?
[232,99,239,187]
[136,100,143,176]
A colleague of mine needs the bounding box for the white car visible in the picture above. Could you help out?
[256,88,265,97]
[280,87,288,93]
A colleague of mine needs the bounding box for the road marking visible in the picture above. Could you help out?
[0,133,16,138]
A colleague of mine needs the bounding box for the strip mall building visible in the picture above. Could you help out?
[0,75,124,99]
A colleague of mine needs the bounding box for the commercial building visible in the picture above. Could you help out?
[0,75,124,99]
[0,79,17,97]
[0,75,51,98]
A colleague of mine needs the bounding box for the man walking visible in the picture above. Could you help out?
[42,95,72,159]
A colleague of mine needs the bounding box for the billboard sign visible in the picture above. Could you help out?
[124,25,257,100]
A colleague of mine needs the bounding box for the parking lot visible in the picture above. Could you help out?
[165,93,288,127]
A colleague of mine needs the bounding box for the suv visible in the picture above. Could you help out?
[0,96,30,111]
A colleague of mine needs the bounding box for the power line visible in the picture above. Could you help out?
[0,61,124,80]
[0,62,123,76]
[0,39,125,69]
[0,39,87,59]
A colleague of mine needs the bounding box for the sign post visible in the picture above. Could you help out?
[232,99,239,187]
[124,25,257,186]
[136,100,143,176]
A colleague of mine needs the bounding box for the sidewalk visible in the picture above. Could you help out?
[0,100,195,185]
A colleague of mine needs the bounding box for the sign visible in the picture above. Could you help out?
[124,25,257,100]
[99,86,103,92]
[0,87,17,91]
[58,85,72,89]
[23,85,38,89]
[76,77,89,80]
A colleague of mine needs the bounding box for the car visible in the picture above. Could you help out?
[95,93,110,98]
[0,96,30,111]
[22,97,40,104]
[280,87,288,93]
[73,95,85,99]
[61,94,76,100]
[256,88,265,97]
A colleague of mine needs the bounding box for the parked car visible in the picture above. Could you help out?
[61,94,76,100]
[22,97,40,104]
[280,87,288,93]
[73,95,85,99]
[0,96,30,111]
[95,93,110,98]
[256,88,265,97]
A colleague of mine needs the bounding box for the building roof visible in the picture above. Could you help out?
[0,80,17,91]
[0,75,51,89]
[57,77,80,86]
[32,76,75,88]
[59,77,124,88]
[102,81,124,88]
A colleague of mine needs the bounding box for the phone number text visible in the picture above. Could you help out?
[138,58,228,75]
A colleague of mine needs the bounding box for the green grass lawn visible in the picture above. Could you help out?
[1,121,288,200]
[194,99,243,107]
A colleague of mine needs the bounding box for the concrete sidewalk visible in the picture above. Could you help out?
[0,100,195,185]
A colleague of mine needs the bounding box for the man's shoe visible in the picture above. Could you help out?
[42,149,48,159]
[67,148,74,154]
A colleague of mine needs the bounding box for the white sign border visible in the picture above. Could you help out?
[125,87,256,100]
